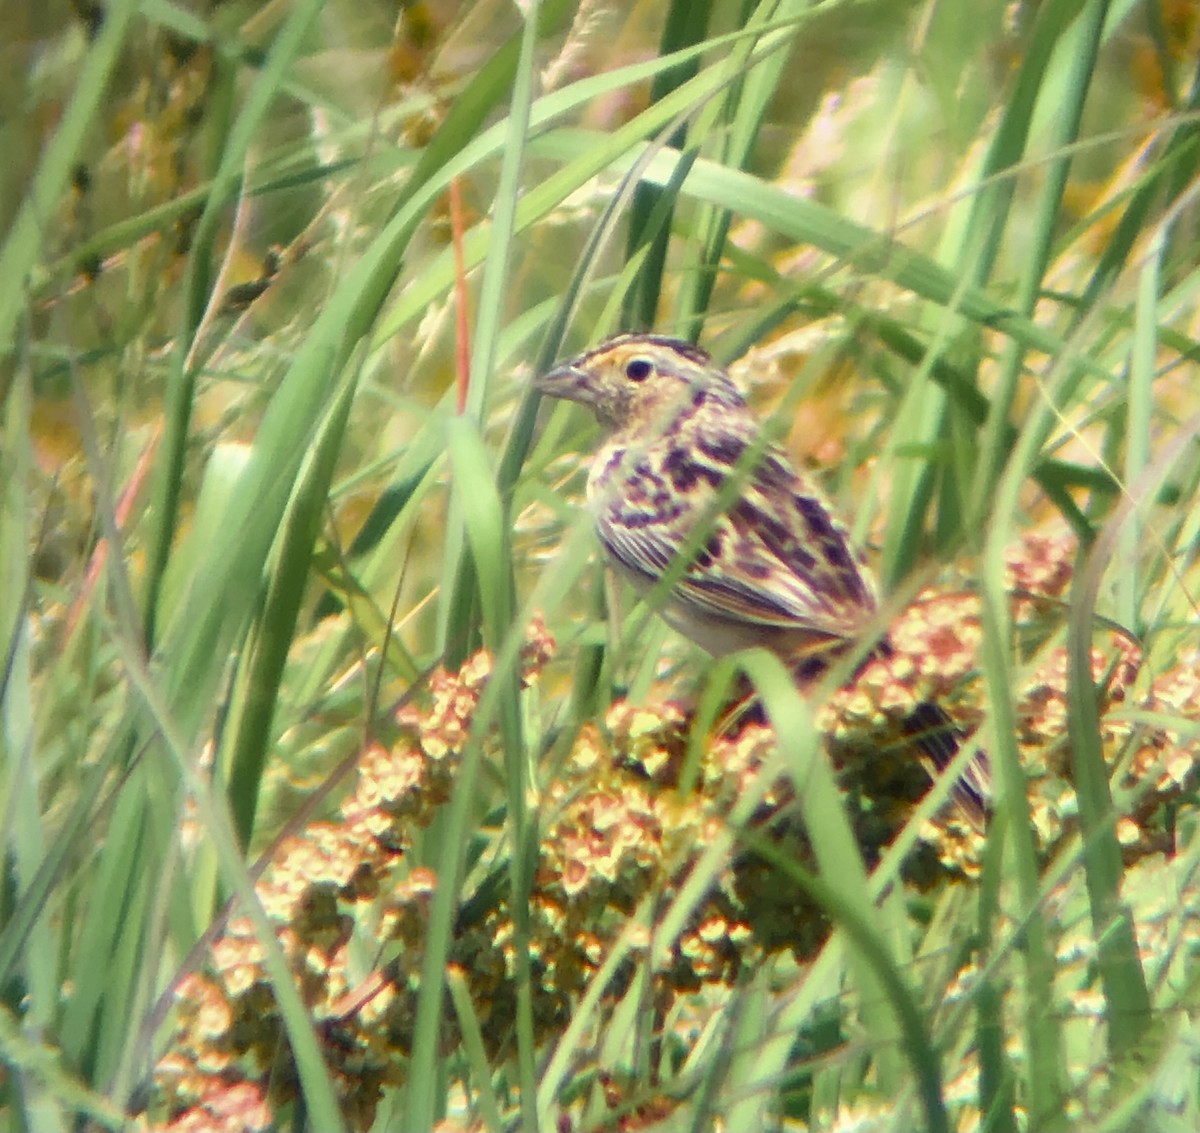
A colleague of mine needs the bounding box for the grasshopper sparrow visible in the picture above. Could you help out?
[536,332,984,813]
[536,333,876,663]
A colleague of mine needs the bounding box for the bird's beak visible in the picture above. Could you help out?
[533,361,588,404]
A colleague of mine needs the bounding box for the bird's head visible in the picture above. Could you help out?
[535,333,745,433]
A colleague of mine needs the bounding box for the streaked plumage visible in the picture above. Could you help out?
[536,332,988,821]
[535,333,876,665]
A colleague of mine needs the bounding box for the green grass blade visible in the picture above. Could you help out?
[738,650,930,1111]
[224,370,360,851]
[622,0,712,330]
[142,0,326,646]
[969,0,1112,533]
[0,0,140,378]
[1064,424,1200,1064]
[678,0,810,338]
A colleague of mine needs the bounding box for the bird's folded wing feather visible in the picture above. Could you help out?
[594,445,876,638]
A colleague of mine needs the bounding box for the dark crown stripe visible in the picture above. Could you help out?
[582,333,713,368]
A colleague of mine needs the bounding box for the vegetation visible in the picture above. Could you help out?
[3,0,1200,1129]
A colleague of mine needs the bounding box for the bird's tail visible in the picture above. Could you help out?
[901,700,990,829]
[787,643,991,829]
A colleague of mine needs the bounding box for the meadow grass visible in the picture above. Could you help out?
[3,0,1200,1129]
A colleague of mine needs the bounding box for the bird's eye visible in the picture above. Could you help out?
[625,357,653,382]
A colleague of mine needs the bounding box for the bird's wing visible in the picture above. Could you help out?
[594,440,876,639]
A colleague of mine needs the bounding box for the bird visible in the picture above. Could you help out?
[534,331,986,817]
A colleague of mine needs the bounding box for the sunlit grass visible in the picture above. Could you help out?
[3,0,1200,1130]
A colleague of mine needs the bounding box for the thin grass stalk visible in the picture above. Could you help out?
[404,507,583,1129]
[879,385,947,584]
[977,308,1135,1123]
[442,0,545,676]
[62,350,152,682]
[0,336,53,1079]
[977,572,1065,1127]
[446,967,506,1131]
[0,0,139,383]
[1079,61,1200,317]
[0,719,137,1001]
[91,831,154,1092]
[1065,424,1200,1064]
[436,7,552,1096]
[624,144,703,334]
[719,972,774,1132]
[452,176,474,416]
[678,0,805,340]
[45,795,138,1088]
[53,757,186,1100]
[739,652,911,1101]
[314,437,446,686]
[622,0,712,330]
[534,894,660,1122]
[976,817,1018,1132]
[738,826,948,1133]
[407,417,523,1129]
[969,0,1111,533]
[596,943,658,1100]
[672,996,736,1132]
[466,0,543,420]
[111,651,346,1130]
[880,225,978,578]
[0,340,36,888]
[142,0,325,646]
[458,408,541,1130]
[960,0,1090,295]
[887,0,1093,577]
[0,343,30,653]
[223,367,361,852]
[1118,237,1162,628]
[1133,430,1200,639]
[495,70,747,511]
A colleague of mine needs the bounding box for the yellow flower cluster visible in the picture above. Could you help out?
[153,529,1200,1130]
